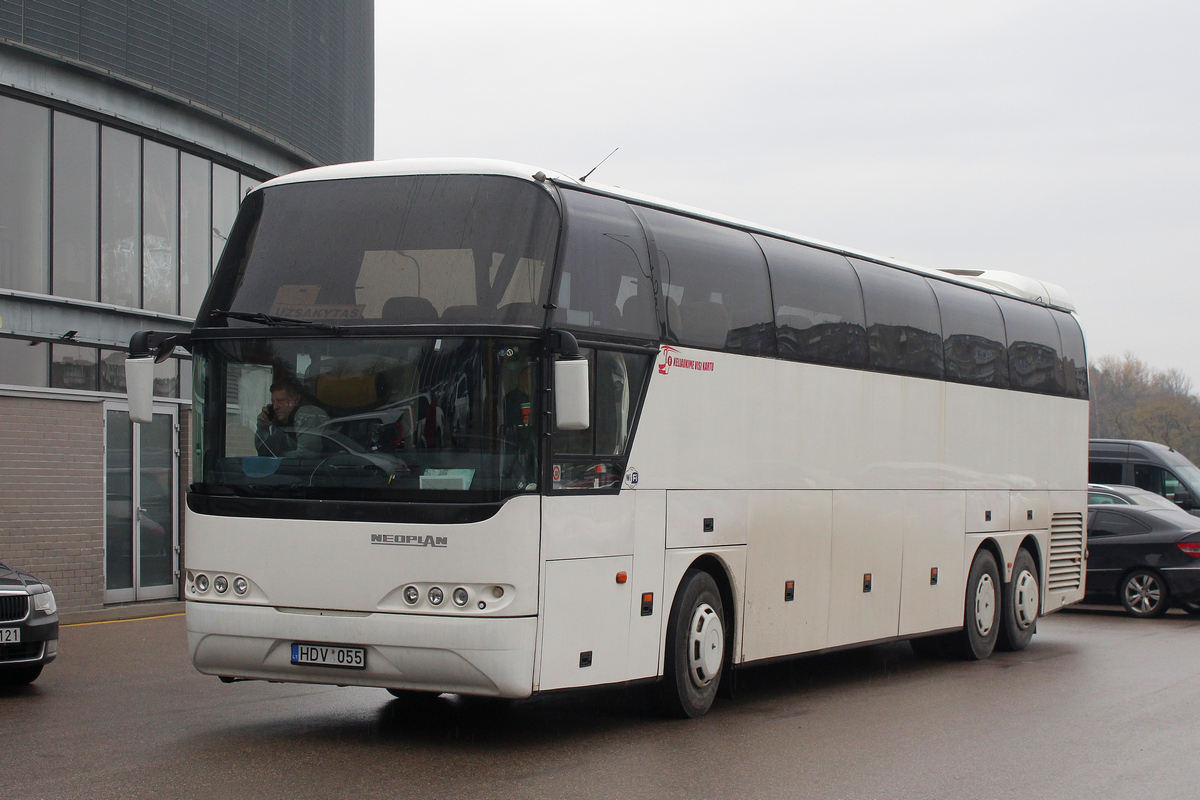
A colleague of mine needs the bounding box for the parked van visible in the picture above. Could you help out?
[1089,439,1200,516]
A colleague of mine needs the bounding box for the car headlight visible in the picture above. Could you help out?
[33,589,57,615]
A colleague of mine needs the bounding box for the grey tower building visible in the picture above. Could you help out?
[0,1,374,615]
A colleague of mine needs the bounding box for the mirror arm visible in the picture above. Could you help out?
[129,330,192,363]
[546,329,582,360]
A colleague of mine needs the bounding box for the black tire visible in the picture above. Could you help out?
[0,664,42,686]
[945,549,1001,660]
[656,568,726,718]
[1120,569,1170,618]
[997,548,1039,652]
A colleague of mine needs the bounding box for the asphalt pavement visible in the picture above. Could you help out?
[4,606,1199,800]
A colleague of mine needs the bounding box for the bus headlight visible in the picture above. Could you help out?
[428,586,444,605]
[452,587,468,606]
[195,574,210,592]
[233,576,249,596]
[214,575,229,594]
[403,585,420,605]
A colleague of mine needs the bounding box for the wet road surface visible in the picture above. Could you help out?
[4,606,1198,799]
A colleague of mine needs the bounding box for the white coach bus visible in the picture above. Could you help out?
[126,159,1088,717]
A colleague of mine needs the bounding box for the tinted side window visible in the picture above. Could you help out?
[995,297,1064,395]
[1089,510,1151,537]
[1089,461,1124,485]
[637,207,774,356]
[552,190,657,339]
[929,280,1008,388]
[755,235,867,369]
[1133,464,1184,501]
[1052,309,1089,399]
[851,259,944,380]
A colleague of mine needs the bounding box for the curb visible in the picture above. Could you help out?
[60,600,186,626]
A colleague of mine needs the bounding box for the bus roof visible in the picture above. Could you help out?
[259,157,1076,312]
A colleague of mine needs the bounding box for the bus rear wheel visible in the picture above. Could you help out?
[947,549,1001,660]
[657,568,725,718]
[997,548,1039,652]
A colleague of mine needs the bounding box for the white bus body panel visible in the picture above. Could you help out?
[623,346,1087,667]
[184,495,543,694]
[741,490,833,661]
[187,601,537,696]
[536,491,667,691]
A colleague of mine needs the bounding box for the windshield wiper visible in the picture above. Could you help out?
[209,309,343,334]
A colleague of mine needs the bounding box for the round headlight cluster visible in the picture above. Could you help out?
[398,583,508,610]
[190,572,250,597]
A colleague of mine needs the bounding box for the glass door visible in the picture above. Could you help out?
[105,403,179,603]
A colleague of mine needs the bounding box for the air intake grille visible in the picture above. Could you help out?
[0,642,43,663]
[0,594,29,623]
[1048,512,1085,591]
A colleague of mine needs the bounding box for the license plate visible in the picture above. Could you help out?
[290,642,366,669]
[0,628,19,643]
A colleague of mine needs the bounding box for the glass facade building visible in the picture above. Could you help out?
[0,1,374,615]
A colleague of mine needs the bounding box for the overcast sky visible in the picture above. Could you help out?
[375,1,1200,387]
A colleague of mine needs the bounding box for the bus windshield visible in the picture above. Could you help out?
[203,174,560,327]
[192,336,540,503]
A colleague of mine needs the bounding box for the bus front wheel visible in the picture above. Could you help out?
[657,568,725,718]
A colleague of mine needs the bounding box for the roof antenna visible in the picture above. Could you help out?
[579,147,619,183]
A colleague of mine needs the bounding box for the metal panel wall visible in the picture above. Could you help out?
[0,0,373,166]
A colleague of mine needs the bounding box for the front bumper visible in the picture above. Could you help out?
[186,601,537,697]
[0,611,58,667]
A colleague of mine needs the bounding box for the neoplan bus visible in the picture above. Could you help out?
[126,158,1089,718]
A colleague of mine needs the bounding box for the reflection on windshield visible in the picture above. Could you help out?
[195,337,539,502]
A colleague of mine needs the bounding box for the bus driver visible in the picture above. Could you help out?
[255,380,329,457]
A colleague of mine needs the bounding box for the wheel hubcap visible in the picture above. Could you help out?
[1126,575,1161,613]
[975,574,996,636]
[687,602,724,688]
[1013,569,1039,629]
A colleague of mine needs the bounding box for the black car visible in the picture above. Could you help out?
[1086,504,1200,617]
[0,562,59,685]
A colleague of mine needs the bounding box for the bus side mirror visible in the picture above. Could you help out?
[1175,488,1196,509]
[555,358,589,431]
[125,357,156,424]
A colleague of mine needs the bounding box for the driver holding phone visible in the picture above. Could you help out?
[255,380,328,457]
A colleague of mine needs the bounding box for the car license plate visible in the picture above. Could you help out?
[0,627,19,643]
[290,642,366,669]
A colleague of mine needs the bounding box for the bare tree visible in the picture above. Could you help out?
[1089,354,1200,463]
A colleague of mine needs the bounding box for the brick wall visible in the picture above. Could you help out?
[0,396,106,613]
